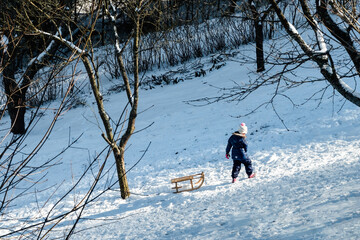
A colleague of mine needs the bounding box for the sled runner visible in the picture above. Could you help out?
[171,172,205,193]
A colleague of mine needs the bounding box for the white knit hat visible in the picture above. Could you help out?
[238,123,248,134]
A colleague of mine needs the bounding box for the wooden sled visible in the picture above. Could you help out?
[171,172,205,193]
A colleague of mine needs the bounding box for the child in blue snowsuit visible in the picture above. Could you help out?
[226,123,255,183]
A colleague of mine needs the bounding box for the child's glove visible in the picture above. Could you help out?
[226,153,230,159]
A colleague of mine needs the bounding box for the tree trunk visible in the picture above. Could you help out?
[255,20,265,72]
[117,147,130,199]
[228,0,236,14]
[101,2,105,46]
[3,63,26,135]
[7,93,26,135]
[250,2,265,72]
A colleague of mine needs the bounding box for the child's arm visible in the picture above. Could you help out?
[225,138,232,158]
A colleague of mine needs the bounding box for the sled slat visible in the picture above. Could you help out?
[171,172,204,193]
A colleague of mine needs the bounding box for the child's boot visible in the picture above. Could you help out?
[248,173,256,178]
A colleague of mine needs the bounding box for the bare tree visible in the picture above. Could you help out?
[246,0,275,72]
[0,61,86,238]
[194,0,360,112]
[0,0,67,134]
[104,0,156,199]
[267,0,360,107]
[29,0,155,200]
[0,1,152,237]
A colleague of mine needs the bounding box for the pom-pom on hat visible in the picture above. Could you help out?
[238,123,248,134]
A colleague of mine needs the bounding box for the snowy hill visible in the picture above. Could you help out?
[1,42,359,239]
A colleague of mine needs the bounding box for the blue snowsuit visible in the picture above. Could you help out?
[226,132,253,178]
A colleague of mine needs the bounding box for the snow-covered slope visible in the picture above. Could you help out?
[1,43,359,239]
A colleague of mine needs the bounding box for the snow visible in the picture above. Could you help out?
[288,22,300,36]
[315,24,327,54]
[339,78,360,99]
[0,37,360,239]
[0,35,8,54]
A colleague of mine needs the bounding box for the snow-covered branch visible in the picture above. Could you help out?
[27,33,59,67]
[269,0,314,56]
[106,0,123,55]
[270,0,360,107]
[36,27,85,55]
[314,24,327,55]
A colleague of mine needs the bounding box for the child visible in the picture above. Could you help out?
[226,123,255,183]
